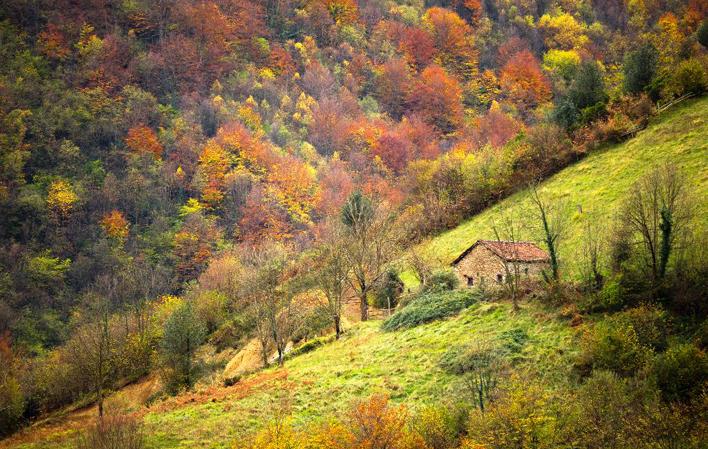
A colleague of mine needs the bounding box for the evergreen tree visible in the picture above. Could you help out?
[623,44,658,94]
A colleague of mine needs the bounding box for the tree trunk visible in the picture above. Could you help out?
[334,316,341,339]
[360,293,368,321]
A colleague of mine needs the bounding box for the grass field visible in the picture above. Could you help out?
[413,97,708,279]
[143,301,576,448]
[9,301,576,449]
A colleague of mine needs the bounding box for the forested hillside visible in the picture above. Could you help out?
[0,0,707,447]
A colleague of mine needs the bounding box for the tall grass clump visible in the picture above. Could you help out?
[75,415,145,449]
[382,289,480,331]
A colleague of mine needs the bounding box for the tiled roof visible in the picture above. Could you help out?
[452,240,550,265]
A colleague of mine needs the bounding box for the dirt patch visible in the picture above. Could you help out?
[150,369,289,413]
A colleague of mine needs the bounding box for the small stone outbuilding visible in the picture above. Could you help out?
[452,240,550,288]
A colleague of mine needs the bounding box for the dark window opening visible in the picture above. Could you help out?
[467,276,474,286]
[496,274,503,283]
[524,267,529,275]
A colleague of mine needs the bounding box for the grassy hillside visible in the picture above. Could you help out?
[7,301,575,449]
[414,98,708,278]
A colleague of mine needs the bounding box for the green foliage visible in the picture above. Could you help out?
[417,98,708,279]
[569,60,607,112]
[0,376,24,437]
[160,302,207,393]
[382,289,479,331]
[340,190,374,232]
[653,342,707,403]
[665,58,708,98]
[424,270,459,292]
[699,19,708,48]
[623,44,658,94]
[578,313,654,377]
[373,268,403,309]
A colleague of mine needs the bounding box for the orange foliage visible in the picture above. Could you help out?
[100,210,129,241]
[499,50,552,111]
[320,0,359,25]
[423,7,478,79]
[407,65,464,134]
[266,156,319,224]
[173,216,217,282]
[37,24,70,60]
[217,122,278,173]
[125,125,163,159]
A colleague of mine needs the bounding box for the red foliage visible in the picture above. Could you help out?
[470,104,524,148]
[496,36,529,66]
[375,57,412,119]
[407,65,464,134]
[373,131,413,174]
[499,50,552,111]
[316,159,355,217]
[237,184,293,243]
[399,27,436,69]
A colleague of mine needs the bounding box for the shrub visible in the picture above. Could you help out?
[617,305,668,351]
[664,58,708,98]
[653,342,708,403]
[288,335,335,359]
[577,318,652,377]
[373,268,404,309]
[414,404,468,449]
[75,414,145,449]
[0,376,24,437]
[424,269,459,292]
[160,302,206,393]
[382,290,479,331]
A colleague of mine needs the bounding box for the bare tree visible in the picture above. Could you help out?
[312,225,350,339]
[65,294,118,418]
[580,217,605,291]
[622,164,692,287]
[240,244,304,367]
[492,214,523,311]
[528,183,570,282]
[460,343,502,413]
[339,192,398,321]
[408,251,435,288]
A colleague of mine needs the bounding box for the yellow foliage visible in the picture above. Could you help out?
[47,179,78,218]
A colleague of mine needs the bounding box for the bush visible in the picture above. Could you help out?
[160,302,206,393]
[617,305,668,351]
[577,318,652,377]
[653,342,707,403]
[664,58,708,98]
[0,376,24,437]
[288,335,335,359]
[382,290,479,331]
[76,415,145,449]
[424,269,459,292]
[373,269,404,309]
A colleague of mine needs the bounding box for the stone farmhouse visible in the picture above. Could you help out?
[452,240,550,288]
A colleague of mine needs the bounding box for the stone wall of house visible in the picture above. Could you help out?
[453,245,548,288]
